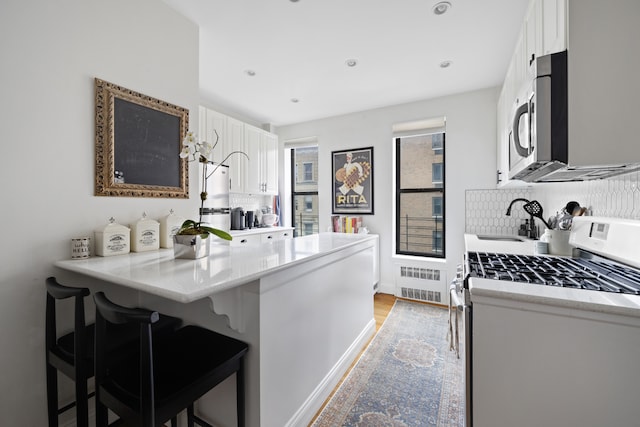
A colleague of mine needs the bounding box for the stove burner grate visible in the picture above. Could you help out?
[468,252,640,295]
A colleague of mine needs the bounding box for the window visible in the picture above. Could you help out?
[432,230,443,253]
[432,196,443,217]
[303,222,314,235]
[302,162,313,182]
[432,133,444,153]
[395,132,445,258]
[291,146,319,237]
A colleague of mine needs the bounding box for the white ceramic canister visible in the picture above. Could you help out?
[71,237,91,259]
[94,218,130,257]
[159,210,185,249]
[130,212,160,252]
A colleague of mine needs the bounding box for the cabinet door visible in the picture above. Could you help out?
[542,0,566,55]
[244,125,263,194]
[496,88,508,187]
[263,132,278,194]
[203,108,230,164]
[226,117,246,193]
[524,0,543,78]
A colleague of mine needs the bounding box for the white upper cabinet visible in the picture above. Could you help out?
[524,0,543,79]
[226,116,246,193]
[541,0,566,55]
[199,106,278,195]
[244,124,279,195]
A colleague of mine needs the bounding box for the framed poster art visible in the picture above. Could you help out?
[332,147,374,214]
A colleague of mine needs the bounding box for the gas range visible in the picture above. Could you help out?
[462,216,640,307]
[467,251,640,295]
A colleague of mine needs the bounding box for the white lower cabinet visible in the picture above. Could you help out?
[229,234,262,247]
[230,228,294,246]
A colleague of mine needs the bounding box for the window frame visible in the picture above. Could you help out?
[395,133,446,258]
[290,146,319,237]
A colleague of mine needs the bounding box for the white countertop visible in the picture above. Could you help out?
[55,233,377,304]
[464,233,640,318]
[229,226,294,236]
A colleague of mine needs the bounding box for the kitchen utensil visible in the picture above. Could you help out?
[523,200,551,229]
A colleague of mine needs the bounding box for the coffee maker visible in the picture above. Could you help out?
[230,208,245,230]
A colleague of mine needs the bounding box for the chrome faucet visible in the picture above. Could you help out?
[505,198,538,239]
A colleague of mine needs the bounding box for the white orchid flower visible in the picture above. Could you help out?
[199,141,215,161]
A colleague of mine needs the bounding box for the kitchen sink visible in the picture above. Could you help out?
[476,235,524,242]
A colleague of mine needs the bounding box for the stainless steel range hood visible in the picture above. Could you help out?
[522,162,640,183]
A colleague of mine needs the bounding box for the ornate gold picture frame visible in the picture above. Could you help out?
[94,78,189,198]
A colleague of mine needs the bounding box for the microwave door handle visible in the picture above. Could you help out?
[512,102,530,157]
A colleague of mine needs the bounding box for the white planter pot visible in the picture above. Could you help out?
[173,235,210,259]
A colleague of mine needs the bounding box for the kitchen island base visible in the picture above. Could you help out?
[55,233,378,427]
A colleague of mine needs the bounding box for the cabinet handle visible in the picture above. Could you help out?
[529,53,535,66]
[240,239,247,244]
[497,170,502,184]
[267,235,273,239]
[283,233,289,237]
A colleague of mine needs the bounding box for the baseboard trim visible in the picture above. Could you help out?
[285,318,376,427]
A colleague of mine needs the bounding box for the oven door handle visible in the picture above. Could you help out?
[449,281,463,358]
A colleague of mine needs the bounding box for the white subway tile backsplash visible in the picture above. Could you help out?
[466,170,640,235]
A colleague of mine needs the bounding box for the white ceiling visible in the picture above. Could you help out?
[162,0,530,127]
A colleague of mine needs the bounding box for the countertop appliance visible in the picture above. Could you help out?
[199,164,230,233]
[452,217,640,427]
[508,0,640,182]
[230,207,245,230]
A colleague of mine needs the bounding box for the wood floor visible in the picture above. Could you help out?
[308,292,397,425]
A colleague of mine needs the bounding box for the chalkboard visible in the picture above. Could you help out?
[114,98,180,187]
[94,78,189,198]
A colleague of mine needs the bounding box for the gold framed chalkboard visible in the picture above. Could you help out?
[94,78,189,198]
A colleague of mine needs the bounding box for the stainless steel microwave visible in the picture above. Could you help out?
[508,50,568,182]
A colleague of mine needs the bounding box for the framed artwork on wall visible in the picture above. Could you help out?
[332,146,374,214]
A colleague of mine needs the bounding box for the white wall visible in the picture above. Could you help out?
[0,0,199,424]
[276,87,499,296]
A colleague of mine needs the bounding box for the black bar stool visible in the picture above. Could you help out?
[93,291,249,427]
[45,277,181,427]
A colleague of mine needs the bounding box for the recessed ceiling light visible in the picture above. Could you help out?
[290,0,300,2]
[291,98,300,103]
[245,69,256,77]
[439,60,452,68]
[345,58,358,67]
[432,1,452,15]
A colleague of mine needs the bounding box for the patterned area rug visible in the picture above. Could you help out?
[312,300,465,427]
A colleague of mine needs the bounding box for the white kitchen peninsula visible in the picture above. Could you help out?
[55,233,379,427]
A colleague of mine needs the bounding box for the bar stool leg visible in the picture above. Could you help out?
[187,404,195,427]
[46,365,58,427]
[237,364,245,427]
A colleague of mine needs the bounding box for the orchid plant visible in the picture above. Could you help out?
[178,130,248,240]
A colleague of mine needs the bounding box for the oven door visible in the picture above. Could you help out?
[450,262,473,427]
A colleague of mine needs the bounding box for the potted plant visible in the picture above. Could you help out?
[174,131,247,259]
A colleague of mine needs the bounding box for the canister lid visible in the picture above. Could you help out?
[132,212,159,228]
[95,217,130,234]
